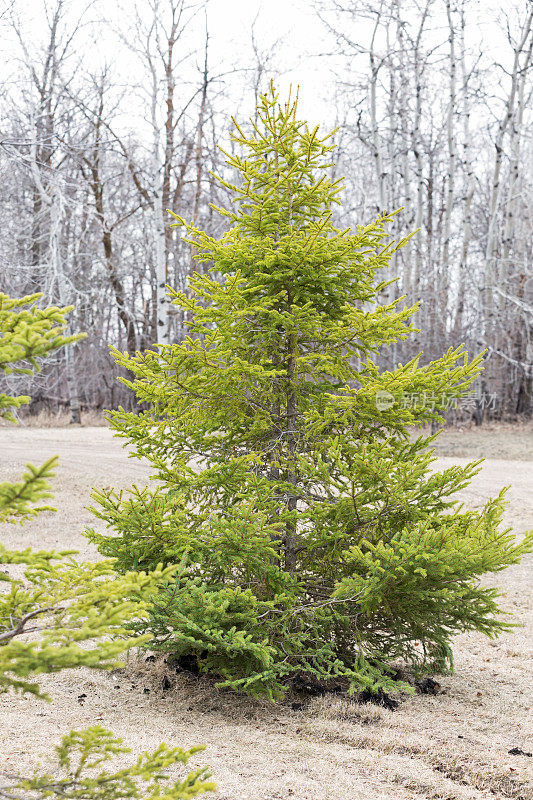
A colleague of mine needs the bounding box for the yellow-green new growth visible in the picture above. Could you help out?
[92,85,532,700]
[0,292,84,421]
[7,728,214,800]
[0,292,214,799]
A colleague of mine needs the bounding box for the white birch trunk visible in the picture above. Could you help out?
[148,31,169,346]
[442,0,457,329]
[29,131,81,424]
[384,18,398,311]
[395,0,413,297]
[456,0,475,333]
[410,2,431,301]
[502,32,533,272]
[484,8,532,333]
[50,177,81,424]
[369,15,387,215]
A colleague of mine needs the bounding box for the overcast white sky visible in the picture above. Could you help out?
[192,0,517,122]
[206,0,330,118]
[1,0,522,137]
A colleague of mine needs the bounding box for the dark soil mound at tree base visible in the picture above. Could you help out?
[290,672,400,710]
[166,656,443,710]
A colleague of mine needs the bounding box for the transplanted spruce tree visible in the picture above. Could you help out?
[88,86,533,700]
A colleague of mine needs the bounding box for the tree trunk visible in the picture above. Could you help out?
[50,178,81,424]
[442,0,457,331]
[484,8,532,339]
[285,317,298,572]
[151,75,169,345]
[455,0,475,336]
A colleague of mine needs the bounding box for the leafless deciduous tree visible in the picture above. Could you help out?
[318,0,533,418]
[0,0,531,420]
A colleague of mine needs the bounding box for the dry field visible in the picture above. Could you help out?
[0,424,532,800]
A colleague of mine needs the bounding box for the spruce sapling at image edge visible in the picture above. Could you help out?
[88,86,533,700]
[0,292,160,696]
[0,292,214,799]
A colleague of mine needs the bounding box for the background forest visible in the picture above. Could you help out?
[0,0,531,420]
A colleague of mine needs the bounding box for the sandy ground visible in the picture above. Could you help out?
[0,426,532,800]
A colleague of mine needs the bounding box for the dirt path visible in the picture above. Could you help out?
[1,427,532,800]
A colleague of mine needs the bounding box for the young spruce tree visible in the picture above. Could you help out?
[88,87,533,700]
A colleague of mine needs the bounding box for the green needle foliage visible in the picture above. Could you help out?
[0,457,57,523]
[88,85,533,700]
[0,292,83,522]
[5,728,214,800]
[0,545,175,698]
[0,293,213,799]
[0,293,168,697]
[0,292,82,422]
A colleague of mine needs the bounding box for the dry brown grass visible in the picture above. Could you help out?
[0,426,531,800]
[4,408,107,428]
[31,408,107,427]
[416,420,533,461]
